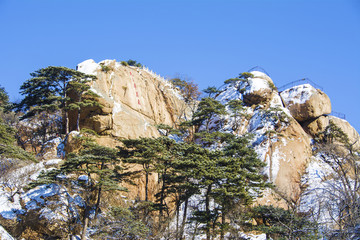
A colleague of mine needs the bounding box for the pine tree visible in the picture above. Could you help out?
[191,97,226,132]
[59,142,126,240]
[166,142,203,239]
[119,138,163,202]
[213,135,268,240]
[250,205,319,239]
[0,85,35,161]
[16,66,96,134]
[203,86,220,98]
[227,99,246,131]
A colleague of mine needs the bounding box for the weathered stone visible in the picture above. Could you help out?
[242,71,276,106]
[74,59,189,138]
[303,115,329,137]
[329,116,360,150]
[280,84,331,122]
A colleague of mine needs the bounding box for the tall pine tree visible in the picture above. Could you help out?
[16,66,97,134]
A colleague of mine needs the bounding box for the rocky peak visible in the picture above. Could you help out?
[73,59,188,140]
[280,84,331,122]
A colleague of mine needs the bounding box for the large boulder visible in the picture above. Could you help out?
[242,71,276,106]
[280,84,331,122]
[302,115,329,137]
[328,116,360,150]
[74,59,188,139]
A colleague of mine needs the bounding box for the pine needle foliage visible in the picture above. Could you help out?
[16,66,97,134]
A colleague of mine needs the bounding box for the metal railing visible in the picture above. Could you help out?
[247,66,270,77]
[329,111,346,120]
[277,78,324,92]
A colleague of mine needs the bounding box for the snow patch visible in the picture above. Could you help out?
[244,78,270,95]
[77,59,100,75]
[44,158,62,167]
[217,85,241,105]
[280,84,316,105]
[112,101,122,118]
[0,225,15,240]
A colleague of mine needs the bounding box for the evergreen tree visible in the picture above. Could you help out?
[227,99,246,131]
[250,205,319,240]
[63,142,126,238]
[214,135,268,240]
[192,97,226,131]
[203,86,220,98]
[0,85,35,161]
[119,137,163,202]
[16,66,97,134]
[165,141,205,239]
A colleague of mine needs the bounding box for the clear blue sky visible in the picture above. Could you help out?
[0,0,359,131]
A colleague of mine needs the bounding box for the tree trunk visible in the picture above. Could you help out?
[64,89,69,135]
[76,109,80,132]
[180,198,189,240]
[145,169,149,202]
[159,168,167,226]
[94,186,102,219]
[65,111,69,134]
[94,160,105,219]
[81,208,90,240]
[175,200,180,240]
[205,185,212,240]
[76,95,82,131]
[220,209,226,240]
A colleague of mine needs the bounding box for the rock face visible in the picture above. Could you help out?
[74,59,188,139]
[302,115,329,137]
[217,77,314,205]
[329,116,360,150]
[246,106,312,204]
[242,71,275,106]
[280,84,331,122]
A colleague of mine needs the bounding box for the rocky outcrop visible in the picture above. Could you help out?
[302,115,329,137]
[280,84,331,122]
[329,116,360,150]
[242,71,276,106]
[247,107,312,203]
[74,59,188,139]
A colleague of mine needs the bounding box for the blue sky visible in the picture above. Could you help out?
[0,0,359,131]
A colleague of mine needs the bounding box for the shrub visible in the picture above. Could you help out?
[239,72,254,80]
[224,78,241,84]
[100,63,112,73]
[127,59,142,68]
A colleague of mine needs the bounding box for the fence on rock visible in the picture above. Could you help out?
[277,78,324,92]
[247,66,270,77]
[329,111,346,120]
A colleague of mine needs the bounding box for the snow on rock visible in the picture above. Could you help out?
[280,84,331,122]
[112,101,122,118]
[245,72,272,94]
[78,175,89,182]
[44,158,63,167]
[0,191,23,219]
[0,225,15,240]
[269,94,284,108]
[280,84,315,105]
[217,84,241,105]
[300,155,338,228]
[77,59,100,75]
[241,71,275,105]
[24,184,61,210]
[42,137,63,160]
